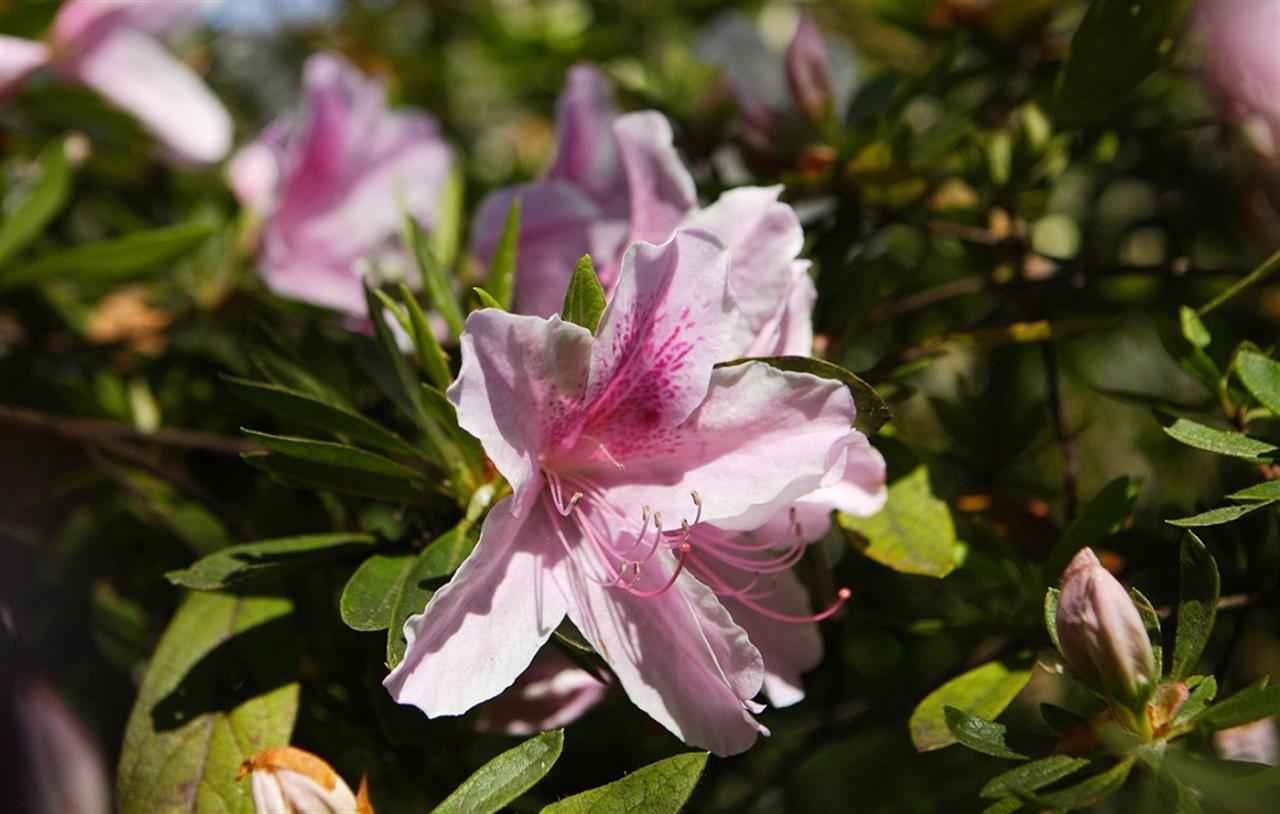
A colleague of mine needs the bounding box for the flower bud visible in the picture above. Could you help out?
[1055,548,1157,704]
[785,13,832,124]
[238,746,371,814]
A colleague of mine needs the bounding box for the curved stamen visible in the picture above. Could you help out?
[621,542,692,598]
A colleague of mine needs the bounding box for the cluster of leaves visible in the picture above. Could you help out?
[3,0,1279,812]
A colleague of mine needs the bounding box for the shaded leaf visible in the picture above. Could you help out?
[340,552,417,632]
[1129,587,1163,676]
[386,524,480,668]
[942,706,1028,760]
[1236,350,1280,417]
[1228,481,1280,502]
[1171,532,1219,680]
[432,730,562,814]
[981,755,1090,799]
[487,196,521,310]
[1195,680,1280,731]
[910,659,1034,752]
[1046,476,1139,576]
[1,222,216,290]
[167,533,377,590]
[1157,414,1276,460]
[0,139,71,266]
[403,212,465,338]
[1023,757,1134,809]
[1167,504,1268,528]
[400,283,452,390]
[243,452,447,507]
[117,592,298,814]
[541,752,709,814]
[1173,676,1217,727]
[244,430,425,479]
[839,465,958,577]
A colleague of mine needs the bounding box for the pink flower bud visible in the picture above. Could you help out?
[238,747,371,814]
[785,13,832,124]
[1055,548,1157,703]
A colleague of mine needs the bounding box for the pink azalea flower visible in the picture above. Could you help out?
[0,0,231,165]
[1199,0,1280,150]
[470,64,816,357]
[228,53,452,317]
[474,648,610,736]
[385,229,865,755]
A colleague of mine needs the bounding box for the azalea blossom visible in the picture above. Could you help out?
[1199,0,1280,152]
[239,746,371,814]
[470,64,816,350]
[228,53,452,318]
[0,0,231,164]
[475,648,610,736]
[385,229,865,755]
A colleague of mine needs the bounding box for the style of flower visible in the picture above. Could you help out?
[228,53,451,318]
[385,229,865,755]
[470,64,816,355]
[0,0,231,165]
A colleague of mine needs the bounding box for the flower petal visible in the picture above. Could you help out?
[584,229,737,440]
[592,362,856,529]
[59,27,231,163]
[448,310,594,510]
[612,111,696,246]
[545,64,626,208]
[384,497,569,717]
[475,648,609,736]
[680,186,804,355]
[558,555,766,756]
[52,0,214,44]
[0,36,51,97]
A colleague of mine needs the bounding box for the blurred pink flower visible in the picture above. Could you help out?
[475,648,610,736]
[785,12,832,124]
[0,0,231,164]
[13,678,111,814]
[386,229,863,755]
[471,65,816,358]
[1200,0,1280,148]
[228,53,451,317]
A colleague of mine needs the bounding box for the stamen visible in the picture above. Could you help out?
[623,542,692,598]
[597,442,626,471]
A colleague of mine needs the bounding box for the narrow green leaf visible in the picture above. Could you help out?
[1171,532,1220,679]
[1156,313,1223,394]
[1129,587,1163,675]
[982,800,1023,814]
[1157,414,1277,460]
[403,212,465,337]
[1022,757,1134,809]
[244,430,425,479]
[910,659,1034,752]
[1228,481,1280,502]
[1196,680,1280,731]
[472,286,503,310]
[1044,588,1063,655]
[488,196,521,310]
[429,164,464,270]
[1046,476,1139,576]
[243,452,447,507]
[400,283,452,389]
[364,282,426,422]
[166,533,377,590]
[718,355,891,434]
[2,222,216,290]
[432,730,562,814]
[942,706,1028,759]
[1236,350,1280,417]
[420,384,488,480]
[981,755,1090,799]
[386,524,480,667]
[0,139,71,265]
[372,287,413,335]
[340,552,417,632]
[116,592,298,814]
[1055,0,1190,127]
[562,254,607,333]
[1173,676,1217,727]
[1167,503,1267,528]
[839,465,958,577]
[541,752,710,814]
[224,376,424,461]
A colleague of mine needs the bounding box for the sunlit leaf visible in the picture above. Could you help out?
[562,254,606,333]
[1157,414,1276,460]
[2,222,216,290]
[541,752,709,814]
[431,730,562,814]
[0,139,71,265]
[910,659,1034,752]
[1236,350,1280,417]
[167,533,377,590]
[839,465,958,577]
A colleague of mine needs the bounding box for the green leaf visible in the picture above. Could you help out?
[1044,588,1063,655]
[400,283,452,390]
[1196,680,1280,731]
[386,523,479,667]
[562,254,608,333]
[942,706,1028,759]
[116,592,298,814]
[224,376,424,461]
[839,464,958,577]
[403,212,465,338]
[982,800,1023,814]
[718,355,891,434]
[339,552,417,632]
[909,659,1034,752]
[472,286,503,310]
[1180,307,1212,349]
[1156,312,1223,394]
[243,452,448,507]
[420,384,488,480]
[1171,532,1220,680]
[1157,414,1277,460]
[1055,0,1190,128]
[1228,481,1280,502]
[429,164,465,270]
[1236,350,1280,417]
[1,222,216,290]
[0,139,71,266]
[541,752,710,814]
[166,533,377,590]
[244,430,426,479]
[1023,757,1134,809]
[1173,676,1217,727]
[432,729,562,814]
[364,282,427,423]
[980,755,1090,799]
[488,196,521,310]
[1168,503,1269,527]
[1046,476,1140,576]
[1129,587,1163,676]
